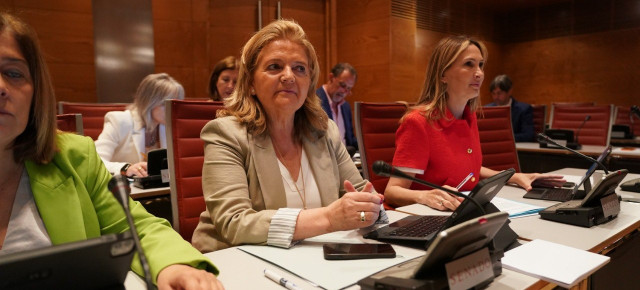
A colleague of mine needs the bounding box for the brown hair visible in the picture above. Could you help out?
[1,12,57,164]
[409,35,487,122]
[208,56,239,101]
[218,19,327,140]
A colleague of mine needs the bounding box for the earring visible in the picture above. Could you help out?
[250,88,255,95]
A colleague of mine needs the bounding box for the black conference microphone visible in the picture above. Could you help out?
[108,175,155,290]
[537,133,609,174]
[573,115,591,147]
[372,160,485,215]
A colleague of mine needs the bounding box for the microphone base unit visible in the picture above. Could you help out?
[539,193,620,227]
[359,248,504,290]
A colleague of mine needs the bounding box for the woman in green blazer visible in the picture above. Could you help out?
[0,12,223,289]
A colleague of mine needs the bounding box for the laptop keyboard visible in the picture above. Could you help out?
[541,188,573,201]
[388,216,449,237]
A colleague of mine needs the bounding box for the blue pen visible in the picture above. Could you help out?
[456,173,474,190]
[264,269,304,290]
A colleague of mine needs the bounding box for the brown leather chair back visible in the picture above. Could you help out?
[354,102,408,194]
[477,106,521,172]
[58,101,129,140]
[165,99,224,242]
[56,113,84,135]
[531,104,547,135]
[550,104,614,146]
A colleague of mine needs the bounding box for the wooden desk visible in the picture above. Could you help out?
[516,142,640,173]
[129,185,170,200]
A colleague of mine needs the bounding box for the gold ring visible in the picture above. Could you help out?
[439,200,444,206]
[138,167,142,171]
[360,211,365,222]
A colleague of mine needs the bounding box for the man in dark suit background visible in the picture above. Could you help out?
[486,74,535,142]
[316,63,359,154]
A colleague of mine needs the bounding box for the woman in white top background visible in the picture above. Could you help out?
[95,73,184,177]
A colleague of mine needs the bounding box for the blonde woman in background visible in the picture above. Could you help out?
[95,73,184,177]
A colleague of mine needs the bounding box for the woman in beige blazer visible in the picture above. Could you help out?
[192,20,387,253]
[95,73,183,177]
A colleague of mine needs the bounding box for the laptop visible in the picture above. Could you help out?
[524,146,611,202]
[358,212,509,290]
[133,148,169,189]
[363,169,515,248]
[0,232,135,290]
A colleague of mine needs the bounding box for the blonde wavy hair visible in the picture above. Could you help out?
[218,19,327,140]
[409,35,487,121]
[129,73,184,132]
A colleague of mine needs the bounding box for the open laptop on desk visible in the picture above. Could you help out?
[0,232,134,290]
[524,146,611,202]
[363,169,514,248]
[133,148,169,189]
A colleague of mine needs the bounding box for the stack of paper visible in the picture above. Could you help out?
[502,239,610,288]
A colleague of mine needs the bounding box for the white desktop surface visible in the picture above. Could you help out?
[123,211,540,290]
[129,185,170,200]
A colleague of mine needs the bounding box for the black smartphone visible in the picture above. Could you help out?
[323,243,396,260]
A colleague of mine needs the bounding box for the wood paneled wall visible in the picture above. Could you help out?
[0,0,96,102]
[1,0,639,109]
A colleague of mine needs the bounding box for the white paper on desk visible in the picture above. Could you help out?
[502,239,610,289]
[238,243,424,290]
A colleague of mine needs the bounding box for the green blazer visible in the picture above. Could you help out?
[24,133,218,282]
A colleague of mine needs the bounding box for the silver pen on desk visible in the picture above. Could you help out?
[264,269,304,290]
[456,172,474,190]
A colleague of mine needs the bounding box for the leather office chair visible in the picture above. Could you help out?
[58,101,129,140]
[165,99,224,242]
[56,113,84,135]
[549,104,614,146]
[614,105,640,137]
[354,102,408,197]
[476,106,521,172]
[531,104,547,135]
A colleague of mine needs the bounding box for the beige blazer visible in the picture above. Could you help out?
[94,110,167,175]
[192,116,368,253]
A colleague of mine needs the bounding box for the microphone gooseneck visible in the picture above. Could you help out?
[108,175,155,290]
[574,115,591,145]
[537,133,609,174]
[372,161,485,215]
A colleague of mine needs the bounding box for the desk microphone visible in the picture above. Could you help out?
[108,175,155,290]
[537,133,609,174]
[574,115,591,146]
[372,160,485,215]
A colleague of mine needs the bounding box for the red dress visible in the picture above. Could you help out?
[392,105,482,192]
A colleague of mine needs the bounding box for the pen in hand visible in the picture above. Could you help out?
[456,173,474,191]
[264,269,304,290]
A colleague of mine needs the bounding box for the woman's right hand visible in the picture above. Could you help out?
[417,186,463,211]
[324,181,383,232]
[126,161,148,177]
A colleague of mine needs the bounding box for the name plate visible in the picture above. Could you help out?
[600,194,620,218]
[445,247,494,290]
[161,169,170,183]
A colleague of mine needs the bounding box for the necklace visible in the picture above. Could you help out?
[273,142,306,209]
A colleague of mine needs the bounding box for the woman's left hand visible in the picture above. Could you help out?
[157,264,224,290]
[510,173,566,191]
